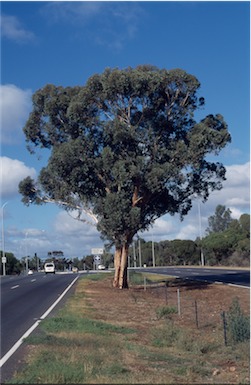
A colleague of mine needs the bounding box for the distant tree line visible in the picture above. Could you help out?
[1,205,249,275]
[202,206,249,266]
[103,205,250,268]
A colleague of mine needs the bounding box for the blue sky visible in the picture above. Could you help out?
[1,1,250,262]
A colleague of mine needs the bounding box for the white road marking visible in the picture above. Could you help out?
[227,283,249,289]
[11,285,19,290]
[0,275,79,368]
[31,279,36,282]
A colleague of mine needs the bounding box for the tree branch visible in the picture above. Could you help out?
[30,186,99,226]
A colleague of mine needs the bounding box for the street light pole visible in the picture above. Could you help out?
[25,231,29,273]
[1,202,8,276]
[152,240,155,267]
[198,200,205,266]
[133,241,136,267]
[138,238,142,268]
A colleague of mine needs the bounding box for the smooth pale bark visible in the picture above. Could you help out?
[113,246,122,288]
[113,243,129,289]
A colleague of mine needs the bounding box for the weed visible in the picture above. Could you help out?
[85,273,109,281]
[141,350,186,365]
[187,364,212,378]
[175,366,187,376]
[227,297,250,344]
[152,322,180,347]
[9,350,88,384]
[24,334,69,346]
[104,362,129,376]
[128,271,145,285]
[156,305,177,319]
[41,313,135,335]
[175,331,195,352]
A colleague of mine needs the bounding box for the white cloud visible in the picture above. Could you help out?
[52,210,102,256]
[229,207,244,220]
[0,84,32,144]
[205,162,250,213]
[142,162,250,242]
[141,217,175,242]
[1,13,35,42]
[1,157,36,198]
[3,161,250,259]
[43,2,102,23]
[42,2,144,50]
[176,224,199,240]
[225,162,250,187]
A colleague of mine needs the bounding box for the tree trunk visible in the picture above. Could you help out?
[113,246,122,288]
[113,243,129,289]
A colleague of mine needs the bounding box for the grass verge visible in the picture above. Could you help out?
[8,272,250,384]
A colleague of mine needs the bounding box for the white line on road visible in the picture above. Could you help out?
[10,285,19,290]
[0,275,79,368]
[31,279,36,282]
[227,283,249,289]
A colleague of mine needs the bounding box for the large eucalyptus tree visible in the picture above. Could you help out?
[19,65,231,288]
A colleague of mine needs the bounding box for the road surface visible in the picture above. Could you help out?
[0,272,79,379]
[135,266,250,287]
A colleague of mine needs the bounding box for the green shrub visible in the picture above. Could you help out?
[129,271,145,285]
[156,305,178,320]
[227,297,250,344]
[152,323,180,347]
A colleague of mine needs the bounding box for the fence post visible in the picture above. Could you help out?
[221,311,227,346]
[194,300,199,328]
[144,276,146,291]
[165,284,168,305]
[177,289,181,316]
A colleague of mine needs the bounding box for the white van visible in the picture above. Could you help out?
[44,262,55,274]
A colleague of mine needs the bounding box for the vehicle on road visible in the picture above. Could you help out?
[27,269,33,275]
[44,262,55,274]
[72,267,78,273]
[97,264,106,270]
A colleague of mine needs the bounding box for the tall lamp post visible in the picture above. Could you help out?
[198,200,205,266]
[138,237,142,268]
[1,202,8,276]
[25,231,29,273]
[152,239,156,267]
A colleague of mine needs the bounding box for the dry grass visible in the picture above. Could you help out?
[9,272,250,384]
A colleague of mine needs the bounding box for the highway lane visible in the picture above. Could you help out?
[1,273,80,363]
[135,266,250,287]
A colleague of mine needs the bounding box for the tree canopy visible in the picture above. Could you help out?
[202,212,250,266]
[206,204,233,234]
[19,65,231,288]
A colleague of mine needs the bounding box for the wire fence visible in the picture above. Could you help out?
[130,278,250,347]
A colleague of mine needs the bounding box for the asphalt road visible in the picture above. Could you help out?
[1,272,79,372]
[135,266,250,287]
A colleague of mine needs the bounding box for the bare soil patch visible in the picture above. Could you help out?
[82,273,250,383]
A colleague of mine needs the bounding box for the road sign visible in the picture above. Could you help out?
[91,248,103,255]
[2,257,6,263]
